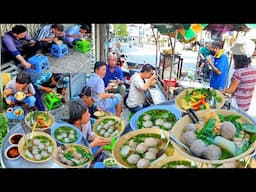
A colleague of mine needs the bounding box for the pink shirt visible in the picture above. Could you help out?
[232,65,256,111]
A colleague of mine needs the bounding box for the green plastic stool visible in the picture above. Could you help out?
[43,92,62,110]
[103,137,117,152]
[75,40,91,53]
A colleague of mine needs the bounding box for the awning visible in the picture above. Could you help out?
[152,24,208,43]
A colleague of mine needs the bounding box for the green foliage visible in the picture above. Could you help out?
[113,24,129,38]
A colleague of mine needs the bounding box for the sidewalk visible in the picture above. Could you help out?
[1,48,93,74]
[47,48,92,73]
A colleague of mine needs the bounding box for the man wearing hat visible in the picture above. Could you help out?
[207,41,229,89]
[34,72,69,110]
[223,37,256,112]
[79,85,102,118]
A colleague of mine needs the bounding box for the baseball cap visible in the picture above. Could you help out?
[79,85,100,102]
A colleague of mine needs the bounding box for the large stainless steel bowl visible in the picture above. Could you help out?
[171,109,256,165]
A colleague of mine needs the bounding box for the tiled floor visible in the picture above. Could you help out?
[1,48,93,74]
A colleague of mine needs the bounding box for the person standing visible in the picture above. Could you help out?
[223,37,256,112]
[207,41,229,90]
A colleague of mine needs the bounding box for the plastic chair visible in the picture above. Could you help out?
[25,55,50,73]
[43,92,62,110]
[75,40,91,53]
[50,44,68,58]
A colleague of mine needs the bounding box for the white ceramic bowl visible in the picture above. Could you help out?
[5,145,21,160]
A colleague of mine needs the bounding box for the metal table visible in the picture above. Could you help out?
[0,120,87,168]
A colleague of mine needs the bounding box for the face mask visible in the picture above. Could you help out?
[210,51,216,56]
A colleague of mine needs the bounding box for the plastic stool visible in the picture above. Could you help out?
[25,55,50,73]
[75,40,91,53]
[50,44,68,58]
[6,106,24,120]
[93,162,105,168]
[43,92,62,110]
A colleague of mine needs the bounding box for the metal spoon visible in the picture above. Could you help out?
[156,132,170,158]
[156,140,170,157]
[169,133,193,155]
[244,150,256,168]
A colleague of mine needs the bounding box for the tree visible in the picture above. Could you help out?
[113,24,129,39]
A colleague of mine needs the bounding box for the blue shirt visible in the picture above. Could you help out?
[103,65,124,87]
[210,52,229,90]
[34,72,69,90]
[2,31,33,57]
[36,24,54,41]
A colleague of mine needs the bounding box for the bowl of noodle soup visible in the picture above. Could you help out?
[170,109,256,165]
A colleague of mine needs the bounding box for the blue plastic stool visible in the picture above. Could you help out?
[25,55,50,73]
[6,106,24,120]
[50,44,69,58]
[93,162,105,168]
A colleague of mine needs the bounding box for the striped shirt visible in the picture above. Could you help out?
[36,24,54,41]
[232,65,256,111]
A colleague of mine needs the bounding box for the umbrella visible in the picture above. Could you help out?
[153,23,208,43]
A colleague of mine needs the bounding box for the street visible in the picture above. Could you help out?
[122,43,198,73]
[121,43,256,120]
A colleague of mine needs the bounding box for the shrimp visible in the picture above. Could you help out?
[204,111,221,134]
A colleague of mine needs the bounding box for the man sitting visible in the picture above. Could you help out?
[126,64,157,113]
[3,71,36,110]
[33,72,69,111]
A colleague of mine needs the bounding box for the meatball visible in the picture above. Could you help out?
[181,131,197,147]
[220,121,237,139]
[143,114,151,121]
[144,137,158,147]
[127,154,140,164]
[129,139,137,148]
[203,144,222,160]
[136,143,148,154]
[143,120,153,128]
[136,158,150,168]
[148,148,158,154]
[190,139,207,157]
[184,123,197,132]
[144,151,156,160]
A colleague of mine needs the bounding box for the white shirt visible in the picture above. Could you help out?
[81,120,95,143]
[126,72,145,108]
